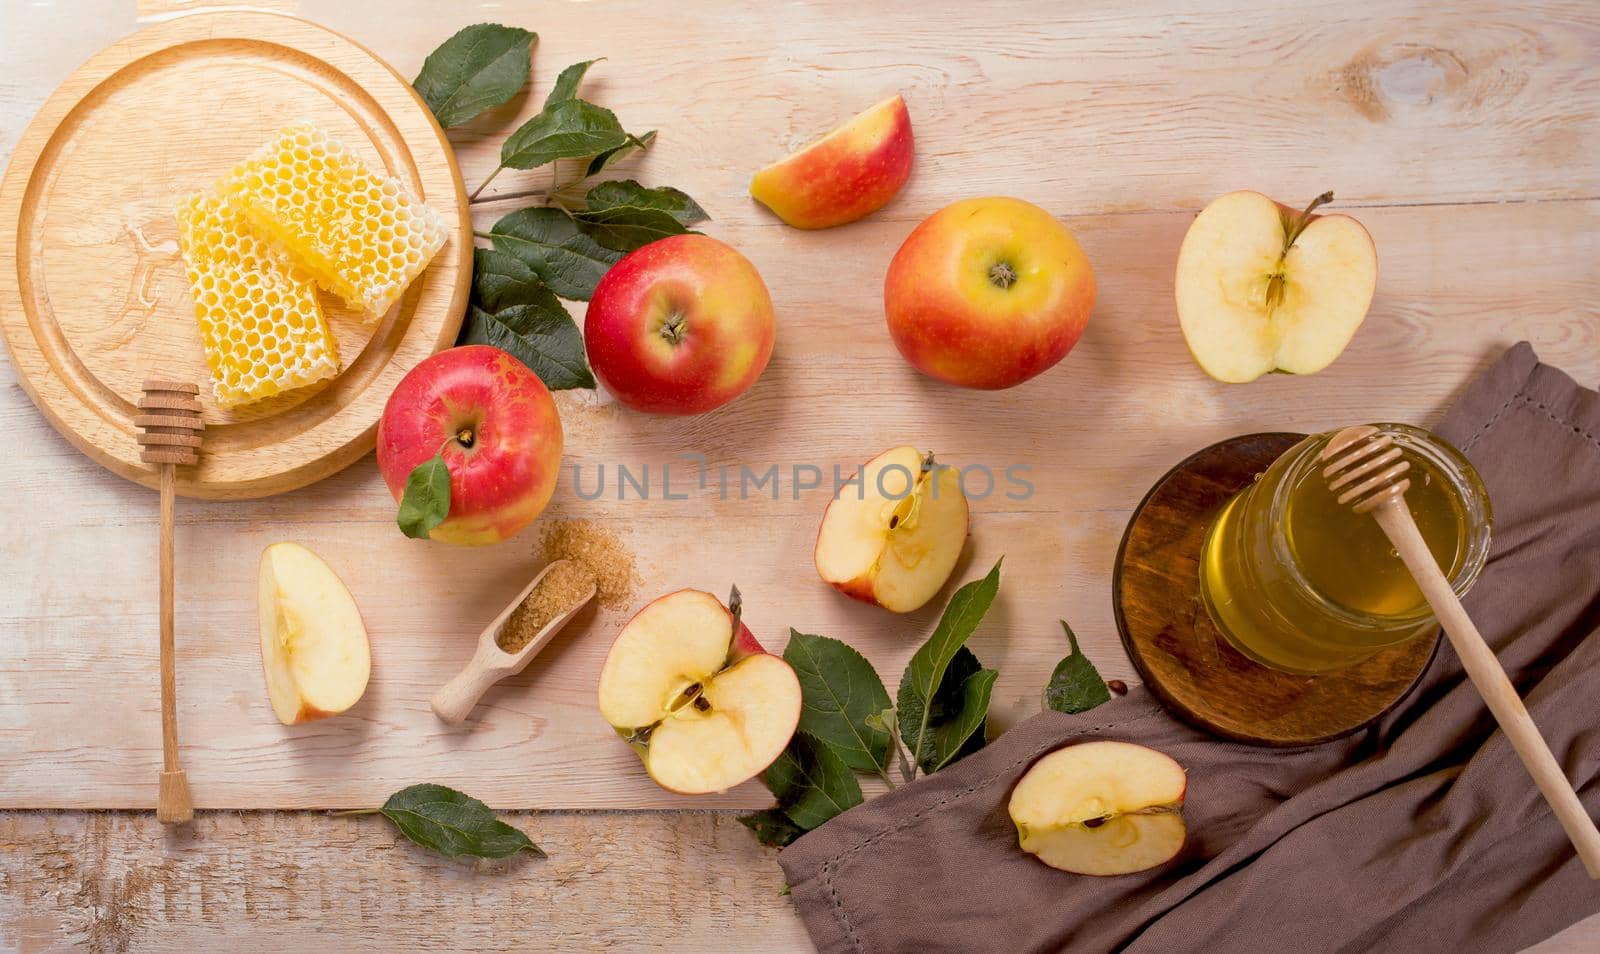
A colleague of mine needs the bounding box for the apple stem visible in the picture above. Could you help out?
[1284,191,1335,250]
[455,427,476,450]
[727,584,743,631]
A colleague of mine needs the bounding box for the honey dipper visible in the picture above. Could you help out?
[1322,425,1600,878]
[135,378,204,824]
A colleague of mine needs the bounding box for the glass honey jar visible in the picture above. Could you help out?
[1199,424,1493,674]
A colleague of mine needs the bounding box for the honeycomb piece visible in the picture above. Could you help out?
[218,122,449,319]
[175,190,341,408]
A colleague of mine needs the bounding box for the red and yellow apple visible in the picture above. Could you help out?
[815,446,969,613]
[884,197,1096,390]
[584,234,776,415]
[376,345,563,546]
[1009,741,1188,876]
[750,94,914,229]
[597,588,801,794]
[1175,190,1377,383]
[258,542,371,726]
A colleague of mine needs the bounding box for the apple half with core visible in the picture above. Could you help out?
[750,94,914,229]
[1009,741,1188,876]
[376,345,563,546]
[258,542,371,726]
[597,588,801,794]
[885,197,1096,390]
[815,446,969,613]
[585,234,776,415]
[1176,190,1377,383]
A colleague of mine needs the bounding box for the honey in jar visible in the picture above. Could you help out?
[1199,423,1492,673]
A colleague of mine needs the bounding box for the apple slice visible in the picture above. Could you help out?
[750,94,914,229]
[597,589,801,795]
[815,446,968,613]
[1009,740,1188,876]
[258,543,371,725]
[1175,190,1377,383]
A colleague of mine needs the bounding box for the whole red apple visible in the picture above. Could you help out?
[376,345,562,546]
[884,197,1096,390]
[584,234,775,415]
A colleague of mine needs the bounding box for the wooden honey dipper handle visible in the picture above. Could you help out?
[1324,426,1600,879]
[138,379,204,825]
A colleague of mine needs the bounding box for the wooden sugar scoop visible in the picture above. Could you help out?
[135,378,203,824]
[1322,425,1600,878]
[430,560,596,726]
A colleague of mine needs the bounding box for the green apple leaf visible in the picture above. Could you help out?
[378,784,543,859]
[586,130,656,177]
[1044,620,1111,714]
[783,631,892,773]
[764,733,863,831]
[544,59,601,107]
[489,207,621,300]
[412,24,535,129]
[897,559,1002,774]
[461,299,594,391]
[585,179,708,225]
[397,452,451,539]
[912,646,996,773]
[737,808,806,848]
[468,247,544,314]
[501,98,630,170]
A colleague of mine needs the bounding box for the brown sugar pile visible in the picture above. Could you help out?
[537,518,638,610]
[497,559,597,653]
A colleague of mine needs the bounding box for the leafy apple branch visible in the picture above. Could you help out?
[412,23,708,395]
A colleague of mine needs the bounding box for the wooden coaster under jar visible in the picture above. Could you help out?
[1113,432,1480,747]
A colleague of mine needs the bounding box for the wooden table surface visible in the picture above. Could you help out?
[3,0,1596,949]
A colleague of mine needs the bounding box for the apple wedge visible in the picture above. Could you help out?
[1176,190,1377,383]
[597,589,801,795]
[258,543,371,726]
[815,446,968,613]
[1009,740,1188,876]
[750,94,913,229]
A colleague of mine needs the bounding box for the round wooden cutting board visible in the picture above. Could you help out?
[0,11,470,499]
[1113,433,1438,747]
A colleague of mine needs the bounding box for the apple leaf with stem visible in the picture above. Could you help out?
[576,180,710,252]
[397,451,451,539]
[412,24,535,129]
[501,99,630,172]
[340,783,544,861]
[487,207,621,300]
[911,645,997,774]
[782,632,894,780]
[897,559,1003,776]
[762,732,864,830]
[1044,620,1111,714]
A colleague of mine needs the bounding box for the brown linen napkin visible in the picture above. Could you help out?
[779,342,1600,954]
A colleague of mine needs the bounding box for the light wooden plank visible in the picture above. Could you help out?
[0,810,809,953]
[1,199,1595,808]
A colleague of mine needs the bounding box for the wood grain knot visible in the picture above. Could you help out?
[1331,42,1469,122]
[137,378,203,467]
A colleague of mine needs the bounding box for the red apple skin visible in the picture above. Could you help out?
[584,235,776,415]
[750,95,914,229]
[884,197,1096,390]
[376,345,563,546]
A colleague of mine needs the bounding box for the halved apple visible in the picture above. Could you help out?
[1175,190,1377,383]
[597,589,801,795]
[815,446,968,613]
[1009,740,1188,876]
[750,94,914,229]
[258,543,371,726]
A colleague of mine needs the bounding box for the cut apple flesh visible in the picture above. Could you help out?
[814,445,969,613]
[644,654,800,794]
[258,542,370,725]
[1175,190,1376,383]
[1009,740,1187,876]
[597,589,802,795]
